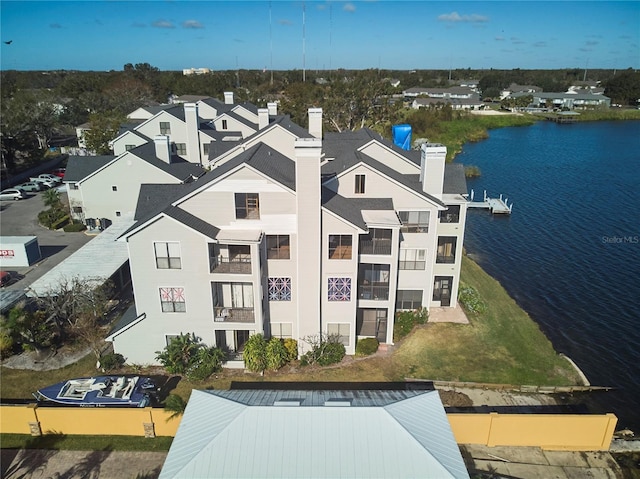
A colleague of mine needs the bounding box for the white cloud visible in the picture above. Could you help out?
[438,12,488,23]
[344,3,356,13]
[183,20,204,29]
[152,20,175,29]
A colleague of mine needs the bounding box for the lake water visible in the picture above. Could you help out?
[456,120,640,432]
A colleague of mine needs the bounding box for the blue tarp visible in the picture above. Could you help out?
[392,124,412,150]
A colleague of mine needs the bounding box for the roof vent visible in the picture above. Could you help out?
[324,399,352,407]
[274,399,302,407]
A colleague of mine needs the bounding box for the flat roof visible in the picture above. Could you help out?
[27,220,134,296]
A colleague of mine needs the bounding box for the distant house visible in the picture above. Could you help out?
[509,91,611,110]
[411,97,484,111]
[404,86,482,110]
[159,383,470,479]
[182,68,211,76]
[500,84,542,100]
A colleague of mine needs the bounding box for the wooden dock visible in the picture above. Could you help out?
[468,190,513,214]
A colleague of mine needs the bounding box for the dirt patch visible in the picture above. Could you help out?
[437,389,474,407]
[1,345,93,371]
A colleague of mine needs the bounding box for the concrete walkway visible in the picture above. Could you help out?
[428,302,470,323]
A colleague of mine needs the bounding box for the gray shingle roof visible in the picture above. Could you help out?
[128,142,205,181]
[443,163,468,195]
[64,155,115,182]
[322,188,394,230]
[164,205,220,239]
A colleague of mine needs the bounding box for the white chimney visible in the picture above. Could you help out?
[258,108,269,130]
[224,91,234,105]
[184,103,201,165]
[420,142,447,196]
[154,135,172,164]
[267,102,278,116]
[308,107,323,139]
[294,137,322,340]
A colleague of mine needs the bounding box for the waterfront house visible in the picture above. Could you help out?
[107,107,468,366]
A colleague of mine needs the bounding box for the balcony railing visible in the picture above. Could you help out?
[436,255,456,264]
[359,239,392,255]
[213,307,255,323]
[210,255,252,274]
[358,285,390,301]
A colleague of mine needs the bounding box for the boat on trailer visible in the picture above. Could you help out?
[33,375,158,407]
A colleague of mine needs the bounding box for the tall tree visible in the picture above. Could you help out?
[83,110,125,154]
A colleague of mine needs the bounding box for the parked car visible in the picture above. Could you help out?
[51,168,66,178]
[0,271,17,287]
[0,188,28,201]
[29,177,57,189]
[32,174,62,184]
[17,181,43,192]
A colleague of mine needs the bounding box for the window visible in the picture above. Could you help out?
[399,249,426,270]
[235,193,260,219]
[268,277,291,301]
[222,119,228,130]
[359,228,392,255]
[154,242,182,269]
[272,323,293,339]
[436,237,457,263]
[327,323,350,346]
[399,211,430,233]
[159,122,171,135]
[115,211,121,217]
[125,144,136,151]
[357,309,388,342]
[160,287,186,312]
[328,235,352,259]
[203,143,210,156]
[358,264,390,300]
[355,174,366,194]
[266,235,290,259]
[175,143,187,155]
[72,206,83,214]
[440,205,460,223]
[328,277,351,301]
[396,290,423,310]
[112,186,117,192]
[165,334,179,346]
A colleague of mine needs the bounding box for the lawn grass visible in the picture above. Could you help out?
[0,433,172,451]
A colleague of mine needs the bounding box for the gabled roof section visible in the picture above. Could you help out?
[322,187,393,230]
[219,110,258,130]
[163,205,220,239]
[443,163,468,195]
[128,142,205,181]
[64,155,116,182]
[134,184,187,220]
[106,304,143,340]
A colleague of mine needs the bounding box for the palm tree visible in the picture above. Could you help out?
[164,394,187,421]
[42,188,62,210]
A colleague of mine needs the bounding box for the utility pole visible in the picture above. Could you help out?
[302,2,306,82]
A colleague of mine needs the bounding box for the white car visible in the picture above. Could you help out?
[0,188,28,201]
[18,181,43,192]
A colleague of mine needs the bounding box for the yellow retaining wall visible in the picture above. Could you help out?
[0,405,616,451]
[447,412,618,451]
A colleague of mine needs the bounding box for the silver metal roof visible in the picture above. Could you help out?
[27,219,133,296]
[159,389,469,479]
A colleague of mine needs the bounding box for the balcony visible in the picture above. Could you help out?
[436,254,456,264]
[358,284,390,301]
[210,255,252,274]
[214,307,255,323]
[359,239,392,256]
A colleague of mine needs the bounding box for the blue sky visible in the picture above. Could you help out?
[1,1,638,71]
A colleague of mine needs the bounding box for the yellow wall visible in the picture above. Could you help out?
[447,412,618,451]
[0,405,617,451]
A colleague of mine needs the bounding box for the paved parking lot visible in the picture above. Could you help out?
[0,189,93,293]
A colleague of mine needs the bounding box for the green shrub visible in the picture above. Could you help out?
[242,334,267,372]
[283,338,298,361]
[50,215,70,230]
[63,222,86,232]
[317,342,346,366]
[185,346,225,381]
[458,283,487,314]
[155,333,202,374]
[100,352,125,370]
[393,308,429,341]
[355,337,379,356]
[0,329,14,359]
[265,337,288,371]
